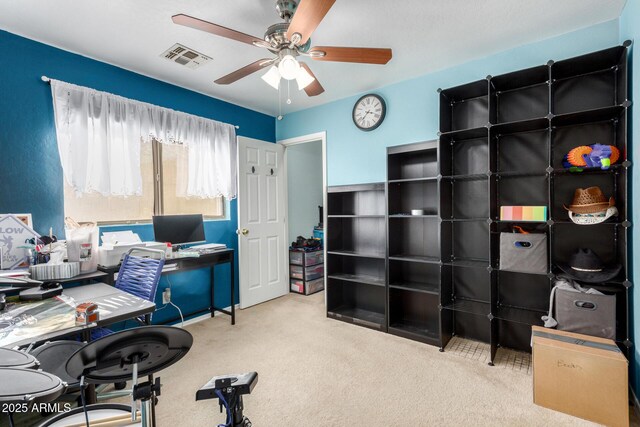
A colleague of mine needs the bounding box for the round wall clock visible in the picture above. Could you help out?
[352,94,386,131]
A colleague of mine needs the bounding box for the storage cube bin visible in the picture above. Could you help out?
[306,277,324,294]
[499,232,548,274]
[290,279,304,293]
[289,251,304,265]
[290,277,324,295]
[289,249,323,266]
[290,264,324,281]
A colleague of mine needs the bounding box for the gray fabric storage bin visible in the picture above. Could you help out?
[555,288,616,339]
[499,232,548,274]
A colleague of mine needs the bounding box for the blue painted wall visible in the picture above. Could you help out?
[276,19,621,186]
[620,0,639,396]
[0,29,276,319]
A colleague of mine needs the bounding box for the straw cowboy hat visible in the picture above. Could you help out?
[564,186,617,225]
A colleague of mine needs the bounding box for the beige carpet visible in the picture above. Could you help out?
[149,291,631,427]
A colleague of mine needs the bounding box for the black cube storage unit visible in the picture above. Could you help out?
[387,141,441,345]
[289,248,324,295]
[326,184,387,331]
[438,41,632,364]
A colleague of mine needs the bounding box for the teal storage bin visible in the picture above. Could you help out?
[313,228,324,245]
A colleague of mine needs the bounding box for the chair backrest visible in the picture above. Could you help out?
[115,248,165,302]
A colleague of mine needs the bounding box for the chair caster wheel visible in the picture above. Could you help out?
[114,381,127,390]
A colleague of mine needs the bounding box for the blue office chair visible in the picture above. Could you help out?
[91,247,166,339]
[115,247,166,309]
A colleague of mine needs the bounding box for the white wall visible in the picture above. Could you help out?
[287,140,323,241]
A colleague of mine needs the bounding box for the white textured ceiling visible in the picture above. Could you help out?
[0,0,626,116]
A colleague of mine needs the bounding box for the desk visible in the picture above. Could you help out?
[55,270,109,285]
[99,249,236,325]
[0,283,155,349]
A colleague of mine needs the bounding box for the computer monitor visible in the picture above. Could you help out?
[152,214,206,246]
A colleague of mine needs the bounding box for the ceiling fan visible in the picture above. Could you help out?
[172,0,393,97]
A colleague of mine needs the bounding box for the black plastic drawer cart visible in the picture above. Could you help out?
[289,248,325,295]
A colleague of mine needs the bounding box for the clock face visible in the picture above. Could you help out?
[352,94,386,131]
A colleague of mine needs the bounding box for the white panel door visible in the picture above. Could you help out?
[237,137,287,309]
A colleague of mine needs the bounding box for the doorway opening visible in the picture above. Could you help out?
[280,132,327,297]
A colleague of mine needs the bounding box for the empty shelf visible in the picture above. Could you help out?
[327,214,385,218]
[389,322,440,344]
[495,171,548,178]
[389,214,439,218]
[494,306,546,326]
[442,300,490,316]
[441,173,488,181]
[389,254,441,264]
[441,217,490,222]
[327,306,385,328]
[497,268,549,276]
[328,273,385,287]
[439,126,488,140]
[327,250,386,259]
[491,117,549,134]
[551,105,626,127]
[389,281,439,295]
[442,259,490,268]
[388,177,439,183]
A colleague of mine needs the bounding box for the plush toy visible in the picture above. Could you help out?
[562,144,620,171]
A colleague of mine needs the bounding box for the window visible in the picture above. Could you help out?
[159,143,224,217]
[64,141,224,224]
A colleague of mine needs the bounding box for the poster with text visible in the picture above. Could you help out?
[0,214,40,269]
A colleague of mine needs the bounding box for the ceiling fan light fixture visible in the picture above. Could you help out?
[278,54,300,80]
[296,65,315,90]
[261,66,281,89]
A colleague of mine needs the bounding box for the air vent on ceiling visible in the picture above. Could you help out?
[161,43,211,69]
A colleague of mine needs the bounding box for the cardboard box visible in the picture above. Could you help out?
[532,326,628,427]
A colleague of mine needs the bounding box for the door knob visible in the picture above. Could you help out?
[237,228,249,236]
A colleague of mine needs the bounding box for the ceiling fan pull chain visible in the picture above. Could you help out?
[278,79,283,120]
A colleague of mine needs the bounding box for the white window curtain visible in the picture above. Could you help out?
[50,79,237,199]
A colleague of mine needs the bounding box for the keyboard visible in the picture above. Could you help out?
[191,243,226,251]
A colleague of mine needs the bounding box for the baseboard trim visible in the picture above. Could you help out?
[179,304,240,327]
[630,386,640,419]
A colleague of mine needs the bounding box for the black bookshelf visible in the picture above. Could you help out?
[438,42,632,364]
[387,141,441,345]
[326,183,387,331]
[325,42,631,363]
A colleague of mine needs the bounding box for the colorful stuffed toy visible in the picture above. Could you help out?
[562,144,620,171]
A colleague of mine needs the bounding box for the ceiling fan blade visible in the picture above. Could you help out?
[172,14,266,47]
[300,63,324,97]
[286,0,336,45]
[310,46,392,64]
[215,59,275,85]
